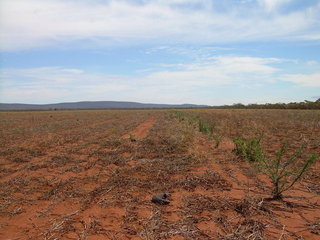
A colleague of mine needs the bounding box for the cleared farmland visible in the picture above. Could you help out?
[0,109,319,239]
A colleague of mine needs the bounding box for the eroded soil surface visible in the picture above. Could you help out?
[0,109,319,239]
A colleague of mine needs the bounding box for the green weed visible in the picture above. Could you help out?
[171,110,185,122]
[129,133,136,142]
[256,143,317,200]
[198,119,214,135]
[233,137,318,199]
[233,136,263,162]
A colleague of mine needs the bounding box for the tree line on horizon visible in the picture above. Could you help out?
[214,98,320,110]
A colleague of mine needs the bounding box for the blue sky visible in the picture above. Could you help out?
[0,0,320,105]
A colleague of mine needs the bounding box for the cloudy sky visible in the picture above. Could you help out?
[0,0,320,105]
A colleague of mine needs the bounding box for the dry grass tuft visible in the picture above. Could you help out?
[183,194,231,215]
[218,218,265,240]
[231,196,272,217]
[139,208,203,240]
[50,154,77,167]
[177,170,232,191]
[306,218,320,235]
[39,179,83,201]
[41,211,79,240]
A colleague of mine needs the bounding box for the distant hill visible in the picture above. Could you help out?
[0,101,209,110]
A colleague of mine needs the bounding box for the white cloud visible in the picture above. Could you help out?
[297,34,320,40]
[307,60,318,65]
[258,0,293,12]
[143,56,280,88]
[2,57,319,104]
[280,72,320,87]
[1,56,283,103]
[0,0,319,51]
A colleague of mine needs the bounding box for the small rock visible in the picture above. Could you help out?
[151,193,170,205]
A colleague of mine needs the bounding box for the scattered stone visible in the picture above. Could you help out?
[151,193,170,205]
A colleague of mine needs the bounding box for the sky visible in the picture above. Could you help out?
[0,0,320,105]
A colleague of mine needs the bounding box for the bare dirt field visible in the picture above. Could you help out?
[0,109,319,240]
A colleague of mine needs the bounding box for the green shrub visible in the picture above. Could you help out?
[233,138,318,200]
[255,143,317,200]
[171,110,185,122]
[197,118,223,148]
[187,114,199,125]
[198,119,214,135]
[233,137,263,162]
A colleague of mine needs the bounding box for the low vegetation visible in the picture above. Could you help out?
[233,137,318,200]
[213,98,320,109]
[233,136,263,162]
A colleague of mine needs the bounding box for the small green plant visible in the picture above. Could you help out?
[187,114,199,125]
[212,132,223,148]
[197,118,222,148]
[171,110,185,122]
[233,138,318,200]
[129,133,136,142]
[256,143,317,200]
[198,119,214,135]
[233,136,263,162]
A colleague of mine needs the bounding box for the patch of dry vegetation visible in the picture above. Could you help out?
[0,109,319,239]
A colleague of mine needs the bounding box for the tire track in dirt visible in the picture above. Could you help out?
[123,117,156,140]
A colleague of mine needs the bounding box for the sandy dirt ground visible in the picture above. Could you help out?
[0,109,319,239]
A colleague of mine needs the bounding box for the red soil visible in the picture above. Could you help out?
[1,111,319,240]
[123,117,155,140]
